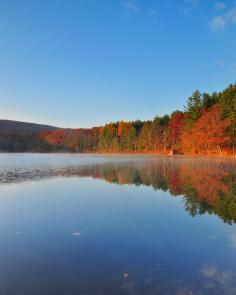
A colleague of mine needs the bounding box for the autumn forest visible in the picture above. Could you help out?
[1,84,236,155]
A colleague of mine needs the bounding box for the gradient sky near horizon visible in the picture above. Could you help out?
[0,0,236,128]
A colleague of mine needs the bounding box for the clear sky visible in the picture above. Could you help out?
[0,0,236,128]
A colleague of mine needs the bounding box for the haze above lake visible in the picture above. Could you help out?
[0,154,236,295]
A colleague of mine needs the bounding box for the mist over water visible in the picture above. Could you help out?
[0,154,236,295]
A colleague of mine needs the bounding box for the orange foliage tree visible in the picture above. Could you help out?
[168,112,184,149]
[191,104,231,154]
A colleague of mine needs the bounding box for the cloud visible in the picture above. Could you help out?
[122,0,139,12]
[227,6,236,23]
[209,4,236,32]
[214,2,226,10]
[209,15,226,31]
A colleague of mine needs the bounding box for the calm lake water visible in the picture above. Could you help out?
[0,154,236,295]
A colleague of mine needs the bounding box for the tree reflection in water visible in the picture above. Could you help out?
[0,156,235,224]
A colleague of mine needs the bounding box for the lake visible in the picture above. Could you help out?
[0,154,236,295]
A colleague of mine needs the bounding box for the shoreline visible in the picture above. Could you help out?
[0,151,235,160]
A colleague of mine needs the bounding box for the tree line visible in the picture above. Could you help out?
[1,83,235,154]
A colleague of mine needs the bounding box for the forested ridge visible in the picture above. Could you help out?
[0,119,58,134]
[1,84,236,154]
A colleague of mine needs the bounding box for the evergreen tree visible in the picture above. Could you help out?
[184,90,203,128]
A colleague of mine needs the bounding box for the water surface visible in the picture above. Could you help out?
[0,154,236,295]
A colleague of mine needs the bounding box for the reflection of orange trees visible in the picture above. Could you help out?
[152,162,231,206]
[87,160,232,205]
[117,172,130,185]
[166,169,183,195]
[82,159,236,223]
[1,157,235,222]
[177,166,229,205]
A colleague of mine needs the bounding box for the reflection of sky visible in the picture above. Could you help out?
[0,176,235,294]
[201,263,236,294]
[228,229,236,250]
[0,155,236,294]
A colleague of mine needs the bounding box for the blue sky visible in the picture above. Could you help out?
[0,0,236,128]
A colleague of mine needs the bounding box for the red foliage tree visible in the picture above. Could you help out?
[168,112,184,149]
[191,104,231,154]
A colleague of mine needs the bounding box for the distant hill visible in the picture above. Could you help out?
[0,119,59,135]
